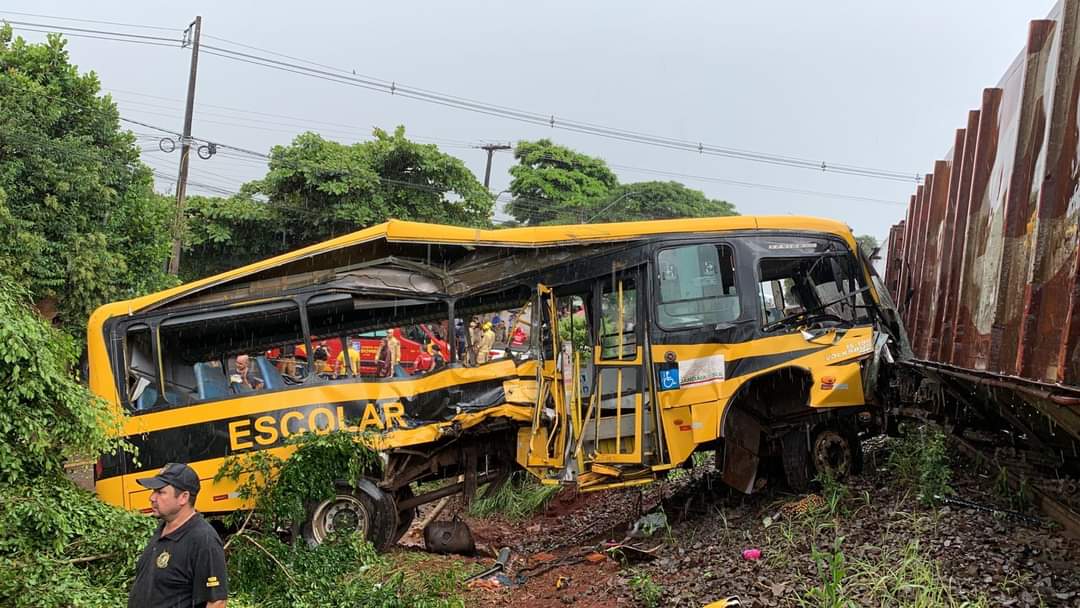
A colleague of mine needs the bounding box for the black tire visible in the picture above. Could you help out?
[301,480,398,550]
[393,485,416,544]
[810,423,863,482]
[781,429,812,493]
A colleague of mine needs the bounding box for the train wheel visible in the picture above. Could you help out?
[302,480,398,550]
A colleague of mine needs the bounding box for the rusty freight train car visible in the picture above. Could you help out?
[885,0,1080,475]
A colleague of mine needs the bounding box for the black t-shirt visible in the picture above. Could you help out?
[128,513,229,608]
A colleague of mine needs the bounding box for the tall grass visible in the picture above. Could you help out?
[467,471,559,520]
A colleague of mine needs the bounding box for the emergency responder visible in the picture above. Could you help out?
[476,321,496,364]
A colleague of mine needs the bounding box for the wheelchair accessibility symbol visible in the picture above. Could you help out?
[659,368,680,391]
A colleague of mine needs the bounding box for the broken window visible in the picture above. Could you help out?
[124,324,158,411]
[657,244,740,330]
[305,293,450,379]
[600,278,635,360]
[757,254,871,330]
[155,301,307,406]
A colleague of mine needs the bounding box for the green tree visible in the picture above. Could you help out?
[255,127,492,245]
[181,192,279,280]
[0,26,174,335]
[855,234,879,257]
[576,181,737,223]
[507,139,618,225]
[0,278,154,607]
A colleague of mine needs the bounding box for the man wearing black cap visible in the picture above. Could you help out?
[128,463,228,607]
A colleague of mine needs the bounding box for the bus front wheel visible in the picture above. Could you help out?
[301,479,398,550]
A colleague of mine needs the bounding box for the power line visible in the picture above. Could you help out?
[0,10,179,32]
[7,15,922,183]
[2,25,183,49]
[0,19,182,43]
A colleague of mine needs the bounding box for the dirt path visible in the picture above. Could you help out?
[392,441,1080,607]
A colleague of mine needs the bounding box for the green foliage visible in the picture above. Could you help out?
[855,234,879,257]
[507,139,738,225]
[0,279,151,607]
[0,26,175,334]
[627,570,663,608]
[507,139,619,225]
[219,430,465,607]
[228,532,467,608]
[802,536,853,608]
[467,471,558,520]
[557,314,591,357]
[181,193,279,280]
[815,470,851,519]
[215,430,379,529]
[583,181,737,224]
[800,537,991,608]
[992,466,1032,512]
[0,277,127,484]
[887,426,953,506]
[0,480,156,608]
[182,128,494,279]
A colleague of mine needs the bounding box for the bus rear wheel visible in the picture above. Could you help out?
[301,480,398,550]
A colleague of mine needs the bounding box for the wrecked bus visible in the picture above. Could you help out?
[86,216,907,549]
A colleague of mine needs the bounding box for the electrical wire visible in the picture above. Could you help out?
[5,15,922,183]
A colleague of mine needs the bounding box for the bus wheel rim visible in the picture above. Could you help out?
[312,494,369,543]
[813,430,851,479]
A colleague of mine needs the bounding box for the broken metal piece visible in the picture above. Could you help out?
[423,518,476,555]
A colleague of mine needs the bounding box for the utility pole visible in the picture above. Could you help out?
[168,16,202,276]
[478,143,511,189]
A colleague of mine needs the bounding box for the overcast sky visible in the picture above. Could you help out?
[1,1,1058,241]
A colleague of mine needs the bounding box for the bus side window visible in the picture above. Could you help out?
[657,244,740,330]
[158,301,305,405]
[124,324,159,411]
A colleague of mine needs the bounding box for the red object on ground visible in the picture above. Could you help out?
[741,548,762,560]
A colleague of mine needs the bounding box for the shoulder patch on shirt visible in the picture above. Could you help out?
[206,576,220,588]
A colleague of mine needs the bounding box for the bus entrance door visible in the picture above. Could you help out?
[578,271,650,486]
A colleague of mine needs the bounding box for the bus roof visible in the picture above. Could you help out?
[89,215,854,323]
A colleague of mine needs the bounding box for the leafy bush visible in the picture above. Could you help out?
[228,531,466,608]
[215,430,379,528]
[467,471,558,520]
[0,279,152,607]
[218,431,466,607]
[627,570,663,608]
[887,425,952,506]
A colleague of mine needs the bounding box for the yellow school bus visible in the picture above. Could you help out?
[87,215,907,548]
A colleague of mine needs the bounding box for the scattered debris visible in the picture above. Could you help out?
[423,517,476,554]
[627,511,668,539]
[463,546,512,584]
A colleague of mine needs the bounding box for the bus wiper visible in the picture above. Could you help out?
[762,285,873,333]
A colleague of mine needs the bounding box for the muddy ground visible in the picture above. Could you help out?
[389,439,1080,607]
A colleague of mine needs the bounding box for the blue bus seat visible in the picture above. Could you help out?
[253,355,285,390]
[194,362,231,401]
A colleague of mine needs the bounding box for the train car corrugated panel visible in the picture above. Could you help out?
[920,160,953,359]
[951,88,1004,368]
[928,133,966,361]
[905,181,929,333]
[884,222,905,294]
[988,20,1058,375]
[911,171,942,358]
[937,113,981,362]
[1018,1,1080,384]
[958,48,1027,372]
[895,195,916,309]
